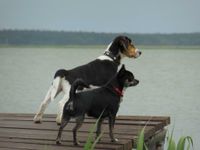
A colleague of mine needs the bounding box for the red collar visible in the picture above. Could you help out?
[113,87,123,97]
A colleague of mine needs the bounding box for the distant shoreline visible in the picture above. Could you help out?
[1,44,200,50]
[1,30,200,46]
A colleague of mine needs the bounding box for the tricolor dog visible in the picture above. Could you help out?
[33,36,141,124]
[56,65,139,145]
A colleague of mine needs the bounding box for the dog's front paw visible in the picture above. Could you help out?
[56,139,61,145]
[56,115,62,125]
[111,138,119,143]
[33,115,42,124]
[56,122,61,126]
[73,141,80,146]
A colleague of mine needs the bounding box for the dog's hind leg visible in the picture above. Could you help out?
[56,115,70,145]
[73,116,84,145]
[56,79,71,125]
[56,94,69,125]
[33,77,62,123]
[96,118,104,140]
[33,86,53,123]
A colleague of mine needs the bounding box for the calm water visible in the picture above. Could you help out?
[0,47,200,148]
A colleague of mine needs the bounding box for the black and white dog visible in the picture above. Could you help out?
[56,65,139,145]
[33,36,141,124]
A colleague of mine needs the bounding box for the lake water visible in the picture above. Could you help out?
[0,47,200,148]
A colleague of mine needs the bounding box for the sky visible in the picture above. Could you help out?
[0,0,200,33]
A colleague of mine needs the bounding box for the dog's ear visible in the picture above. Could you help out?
[121,64,126,70]
[118,64,126,77]
[119,38,128,51]
[119,36,131,51]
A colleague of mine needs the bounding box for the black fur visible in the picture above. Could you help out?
[56,65,139,145]
[54,36,137,85]
[54,59,118,85]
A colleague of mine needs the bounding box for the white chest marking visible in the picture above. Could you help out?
[97,55,113,61]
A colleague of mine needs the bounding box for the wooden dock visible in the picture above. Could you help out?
[0,113,170,150]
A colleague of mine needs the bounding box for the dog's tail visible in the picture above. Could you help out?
[69,79,90,98]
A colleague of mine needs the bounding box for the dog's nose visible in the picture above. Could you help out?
[131,79,139,86]
[134,79,139,85]
[135,49,142,58]
[136,80,139,84]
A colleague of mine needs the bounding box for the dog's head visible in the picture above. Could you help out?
[108,36,141,59]
[117,64,139,88]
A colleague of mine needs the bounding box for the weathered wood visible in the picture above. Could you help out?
[0,113,170,150]
[145,129,167,150]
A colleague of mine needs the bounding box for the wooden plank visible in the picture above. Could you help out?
[0,130,132,149]
[0,127,134,149]
[0,113,170,124]
[117,115,170,125]
[0,127,134,140]
[0,119,161,129]
[0,118,167,138]
[0,137,125,150]
[0,125,154,140]
[0,115,160,125]
[0,120,156,136]
[0,148,21,150]
[0,113,169,120]
[0,127,132,150]
[0,137,124,150]
[0,114,170,133]
[0,114,170,134]
[0,141,89,150]
[0,117,163,126]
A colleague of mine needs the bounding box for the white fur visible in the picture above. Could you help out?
[135,48,141,58]
[34,77,71,124]
[97,55,113,61]
[56,79,71,123]
[97,42,113,61]
[50,77,61,100]
[105,42,112,52]
[89,85,99,89]
[33,85,53,122]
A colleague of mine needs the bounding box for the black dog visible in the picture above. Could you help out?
[56,65,139,145]
[33,36,141,124]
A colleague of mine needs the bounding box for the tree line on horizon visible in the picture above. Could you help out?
[0,29,200,46]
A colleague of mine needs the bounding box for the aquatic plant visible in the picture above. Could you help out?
[166,129,193,150]
[136,126,194,150]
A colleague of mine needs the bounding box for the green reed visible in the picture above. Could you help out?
[136,126,194,150]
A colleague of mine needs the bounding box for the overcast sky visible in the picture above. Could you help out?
[0,0,200,33]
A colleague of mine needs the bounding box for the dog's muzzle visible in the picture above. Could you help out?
[129,79,139,86]
[135,49,142,58]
